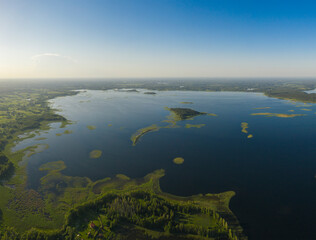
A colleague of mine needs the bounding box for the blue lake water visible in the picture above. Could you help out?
[13,90,316,240]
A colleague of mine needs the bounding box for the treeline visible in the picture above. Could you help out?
[0,153,13,180]
[0,190,240,240]
[265,89,316,103]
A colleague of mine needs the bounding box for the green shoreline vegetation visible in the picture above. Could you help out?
[1,165,246,240]
[67,78,316,103]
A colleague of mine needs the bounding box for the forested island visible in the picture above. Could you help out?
[131,107,212,146]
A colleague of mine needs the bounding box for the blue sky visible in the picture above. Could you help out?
[1,0,316,78]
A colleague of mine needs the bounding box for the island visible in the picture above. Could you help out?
[89,150,102,159]
[87,125,97,130]
[131,124,160,146]
[166,107,206,121]
[131,107,211,146]
[241,122,249,134]
[173,157,184,164]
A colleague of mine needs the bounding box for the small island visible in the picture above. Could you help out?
[241,122,249,134]
[247,134,253,138]
[87,125,96,130]
[173,157,184,164]
[166,107,206,121]
[131,124,160,146]
[89,150,102,159]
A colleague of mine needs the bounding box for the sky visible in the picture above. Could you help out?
[1,0,316,79]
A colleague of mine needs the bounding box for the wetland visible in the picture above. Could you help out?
[0,84,316,240]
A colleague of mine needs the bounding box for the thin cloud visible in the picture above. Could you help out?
[31,53,76,62]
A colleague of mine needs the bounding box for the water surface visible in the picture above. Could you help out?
[14,90,316,240]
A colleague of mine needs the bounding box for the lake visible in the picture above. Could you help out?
[13,89,316,240]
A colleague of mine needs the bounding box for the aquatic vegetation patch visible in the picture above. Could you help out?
[241,122,254,139]
[295,104,312,107]
[241,122,249,134]
[251,112,306,118]
[24,144,49,158]
[301,108,312,111]
[180,101,193,104]
[116,174,130,180]
[39,161,66,172]
[207,113,217,116]
[59,120,73,128]
[173,157,184,164]
[56,130,73,136]
[185,124,206,128]
[87,125,96,130]
[35,137,47,141]
[89,150,102,159]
